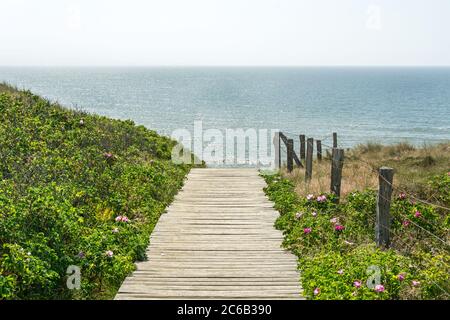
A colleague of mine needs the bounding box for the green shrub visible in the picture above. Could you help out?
[262,172,449,300]
[0,85,195,299]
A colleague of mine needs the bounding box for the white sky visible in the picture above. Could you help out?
[0,0,449,66]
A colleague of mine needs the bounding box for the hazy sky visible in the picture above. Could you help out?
[0,0,449,66]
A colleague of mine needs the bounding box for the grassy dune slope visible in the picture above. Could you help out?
[0,84,194,299]
[265,142,449,300]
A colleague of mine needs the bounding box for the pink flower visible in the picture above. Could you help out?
[303,228,312,234]
[397,273,405,281]
[112,228,119,233]
[330,217,338,224]
[398,192,407,199]
[412,280,420,287]
[337,269,344,275]
[334,225,345,231]
[105,250,114,258]
[311,211,317,217]
[313,288,320,296]
[414,211,421,218]
[115,215,130,223]
[374,284,385,293]
[306,194,314,201]
[402,220,410,227]
[317,195,327,202]
[353,281,361,288]
[104,152,114,159]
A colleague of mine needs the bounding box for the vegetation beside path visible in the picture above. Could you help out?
[0,84,196,299]
[263,143,449,300]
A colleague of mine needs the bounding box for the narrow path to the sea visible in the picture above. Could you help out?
[115,168,303,299]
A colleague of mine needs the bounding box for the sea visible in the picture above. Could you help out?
[1,67,449,165]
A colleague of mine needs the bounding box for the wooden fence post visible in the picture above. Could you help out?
[305,138,313,182]
[287,139,294,172]
[316,140,322,161]
[299,134,306,161]
[333,132,338,148]
[376,167,394,248]
[330,148,344,202]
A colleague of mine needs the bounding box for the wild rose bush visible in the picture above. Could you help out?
[0,85,195,299]
[263,173,449,300]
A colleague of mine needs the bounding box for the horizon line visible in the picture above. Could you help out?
[1,65,450,68]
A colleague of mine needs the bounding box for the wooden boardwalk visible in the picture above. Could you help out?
[115,168,303,300]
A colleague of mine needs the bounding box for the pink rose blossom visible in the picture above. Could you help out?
[104,152,114,159]
[115,215,130,223]
[412,280,420,287]
[353,281,361,288]
[317,195,327,202]
[313,288,320,296]
[334,225,345,231]
[402,220,410,227]
[397,273,405,281]
[303,228,312,234]
[306,194,314,201]
[311,211,317,217]
[374,284,385,293]
[398,192,407,199]
[105,250,114,258]
[414,211,421,218]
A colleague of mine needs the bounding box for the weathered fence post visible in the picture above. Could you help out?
[299,134,306,161]
[330,148,344,202]
[376,167,394,248]
[333,132,338,148]
[305,138,313,182]
[287,139,294,172]
[316,140,322,161]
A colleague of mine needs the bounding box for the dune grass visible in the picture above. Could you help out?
[267,141,449,300]
[283,142,450,203]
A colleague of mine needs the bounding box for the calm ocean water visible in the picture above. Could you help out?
[1,67,449,163]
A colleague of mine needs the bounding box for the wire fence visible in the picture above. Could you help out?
[277,130,450,249]
[276,130,449,297]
